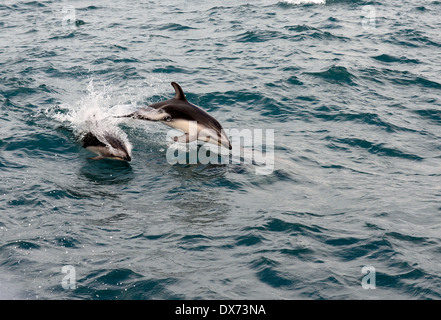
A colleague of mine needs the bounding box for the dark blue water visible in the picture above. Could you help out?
[1,0,441,299]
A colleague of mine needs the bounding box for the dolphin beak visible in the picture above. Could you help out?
[223,134,232,150]
[218,134,232,150]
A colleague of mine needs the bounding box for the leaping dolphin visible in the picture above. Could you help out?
[116,82,232,150]
[81,131,132,161]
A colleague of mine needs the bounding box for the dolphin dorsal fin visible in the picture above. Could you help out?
[171,82,186,101]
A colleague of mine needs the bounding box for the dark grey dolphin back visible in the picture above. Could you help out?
[82,132,106,148]
[103,133,129,154]
[163,82,227,135]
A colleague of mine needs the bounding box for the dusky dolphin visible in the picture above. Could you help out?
[81,131,132,161]
[117,82,232,150]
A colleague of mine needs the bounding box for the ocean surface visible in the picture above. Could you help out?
[1,0,441,300]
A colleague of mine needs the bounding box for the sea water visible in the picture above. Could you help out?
[1,0,441,299]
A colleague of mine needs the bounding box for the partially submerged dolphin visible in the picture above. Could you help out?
[117,82,232,150]
[81,131,132,161]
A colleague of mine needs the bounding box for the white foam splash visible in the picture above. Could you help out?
[52,80,124,126]
[48,79,138,153]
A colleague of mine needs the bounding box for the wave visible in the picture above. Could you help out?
[385,29,441,48]
[325,136,424,161]
[2,131,77,159]
[358,67,441,90]
[58,268,182,299]
[13,1,47,8]
[413,109,441,124]
[250,256,294,288]
[278,0,361,5]
[157,23,196,31]
[235,30,288,43]
[76,5,101,11]
[196,89,294,121]
[263,217,324,235]
[152,65,195,74]
[306,65,356,85]
[372,54,420,64]
[284,24,349,41]
[313,109,415,133]
[278,0,326,5]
